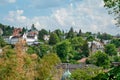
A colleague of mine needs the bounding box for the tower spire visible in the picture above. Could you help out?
[61,54,71,80]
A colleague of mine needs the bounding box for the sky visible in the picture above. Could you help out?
[0,0,120,35]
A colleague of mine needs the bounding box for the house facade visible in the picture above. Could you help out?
[43,35,50,41]
[88,40,104,53]
[5,27,39,45]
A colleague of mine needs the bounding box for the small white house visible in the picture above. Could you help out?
[23,33,38,45]
[43,35,50,41]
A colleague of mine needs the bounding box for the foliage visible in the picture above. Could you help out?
[49,32,60,45]
[86,35,95,41]
[104,0,120,26]
[36,53,61,80]
[38,29,48,40]
[31,24,37,30]
[77,29,82,36]
[0,23,14,36]
[70,67,103,80]
[69,37,84,50]
[110,38,120,48]
[0,36,7,48]
[21,27,27,34]
[84,32,92,37]
[81,40,89,57]
[26,46,35,54]
[69,37,89,60]
[39,44,50,57]
[105,44,117,56]
[113,55,120,62]
[97,33,112,40]
[87,51,110,68]
[56,40,72,62]
[66,27,76,39]
[0,40,61,80]
[27,45,50,58]
[93,66,120,80]
[70,50,82,61]
[54,29,63,41]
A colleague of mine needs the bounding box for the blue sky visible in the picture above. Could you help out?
[0,0,119,35]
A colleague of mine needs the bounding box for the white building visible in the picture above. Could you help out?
[22,32,38,45]
[7,27,39,45]
[43,35,50,41]
[102,40,111,45]
[88,41,104,53]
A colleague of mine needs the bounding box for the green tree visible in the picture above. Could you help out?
[77,29,82,36]
[86,35,95,41]
[39,44,50,57]
[0,36,6,48]
[97,33,112,40]
[69,37,84,50]
[21,27,26,34]
[87,51,110,68]
[2,25,13,36]
[69,37,85,60]
[111,38,120,48]
[0,40,61,80]
[105,44,117,56]
[93,66,120,80]
[31,24,37,30]
[38,29,48,40]
[54,29,63,41]
[66,27,75,39]
[26,46,35,54]
[104,0,120,26]
[36,53,61,80]
[81,40,89,57]
[49,33,60,45]
[83,32,92,37]
[71,67,103,80]
[113,55,120,62]
[56,40,72,62]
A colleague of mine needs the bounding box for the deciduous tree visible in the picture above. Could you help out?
[56,40,72,62]
[49,33,60,45]
[105,44,117,56]
[104,0,120,26]
[87,51,110,68]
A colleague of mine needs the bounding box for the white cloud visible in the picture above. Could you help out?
[3,0,119,35]
[8,0,16,3]
[52,8,69,26]
[4,10,27,23]
[0,0,16,5]
[50,0,117,34]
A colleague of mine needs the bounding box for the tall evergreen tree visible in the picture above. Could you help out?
[38,29,48,40]
[77,29,82,36]
[66,27,75,39]
[31,24,37,30]
[49,33,60,45]
[81,40,89,57]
